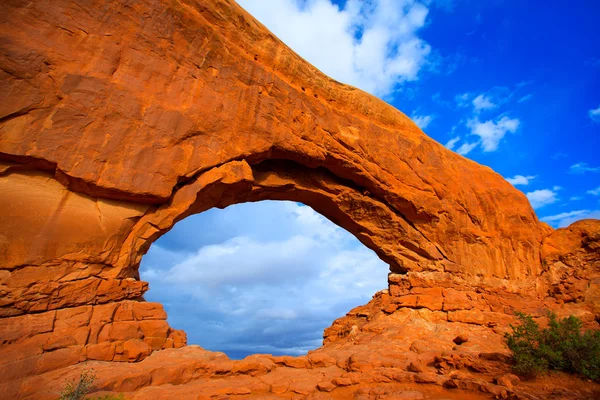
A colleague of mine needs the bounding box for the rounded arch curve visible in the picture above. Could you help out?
[116,158,447,281]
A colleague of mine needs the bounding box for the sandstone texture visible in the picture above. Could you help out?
[0,0,599,399]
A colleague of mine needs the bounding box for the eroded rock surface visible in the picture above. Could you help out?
[1,0,545,279]
[0,0,599,399]
[6,275,600,400]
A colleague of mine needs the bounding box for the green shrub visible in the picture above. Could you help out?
[59,369,96,400]
[58,369,125,400]
[505,312,600,380]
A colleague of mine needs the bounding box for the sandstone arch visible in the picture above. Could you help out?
[2,0,599,398]
[1,0,544,285]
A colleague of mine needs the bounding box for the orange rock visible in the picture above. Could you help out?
[447,310,486,325]
[0,0,598,398]
[273,355,310,369]
[494,373,520,389]
[407,361,427,373]
[332,376,354,387]
[132,302,168,321]
[443,289,473,311]
[288,378,318,395]
[307,352,338,368]
[1,0,549,309]
[232,355,275,377]
[43,333,78,351]
[316,381,336,392]
[122,339,152,362]
[168,329,187,348]
[452,336,468,347]
[270,382,290,394]
[86,342,116,361]
[413,372,439,384]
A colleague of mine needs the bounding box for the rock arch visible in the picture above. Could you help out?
[5,0,597,397]
[1,0,544,285]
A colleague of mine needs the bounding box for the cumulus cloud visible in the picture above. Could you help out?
[526,189,558,209]
[569,162,600,174]
[459,87,512,113]
[412,114,433,129]
[444,136,460,150]
[588,186,600,196]
[456,142,477,155]
[140,201,388,359]
[541,210,600,228]
[589,105,600,123]
[238,0,433,97]
[472,94,496,112]
[467,116,520,152]
[160,235,321,287]
[506,175,536,186]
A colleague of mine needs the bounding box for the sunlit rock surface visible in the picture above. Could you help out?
[0,0,599,398]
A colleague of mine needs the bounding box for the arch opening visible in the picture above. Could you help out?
[139,200,389,359]
[117,157,448,284]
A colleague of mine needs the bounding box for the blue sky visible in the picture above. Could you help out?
[141,0,600,358]
[141,201,388,359]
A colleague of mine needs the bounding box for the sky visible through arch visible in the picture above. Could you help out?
[141,201,388,359]
[141,0,599,358]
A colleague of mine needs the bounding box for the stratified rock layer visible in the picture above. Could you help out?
[0,0,599,399]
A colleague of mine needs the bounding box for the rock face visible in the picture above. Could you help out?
[0,0,545,280]
[0,0,598,398]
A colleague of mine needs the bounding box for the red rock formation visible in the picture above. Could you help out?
[1,0,545,280]
[0,0,598,398]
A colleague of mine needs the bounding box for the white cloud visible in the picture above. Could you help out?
[472,94,496,112]
[162,235,320,287]
[570,196,582,201]
[541,210,589,222]
[466,87,512,113]
[412,114,433,129]
[256,308,299,320]
[444,136,460,150]
[569,162,600,174]
[450,87,521,155]
[589,105,600,123]
[588,186,600,196]
[455,92,471,107]
[526,189,558,209]
[456,142,477,155]
[140,201,388,358]
[238,0,433,97]
[506,175,536,186]
[518,94,533,103]
[467,116,520,152]
[541,210,600,228]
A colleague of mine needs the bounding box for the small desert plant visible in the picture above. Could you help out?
[505,312,600,380]
[58,369,125,400]
[59,369,96,400]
